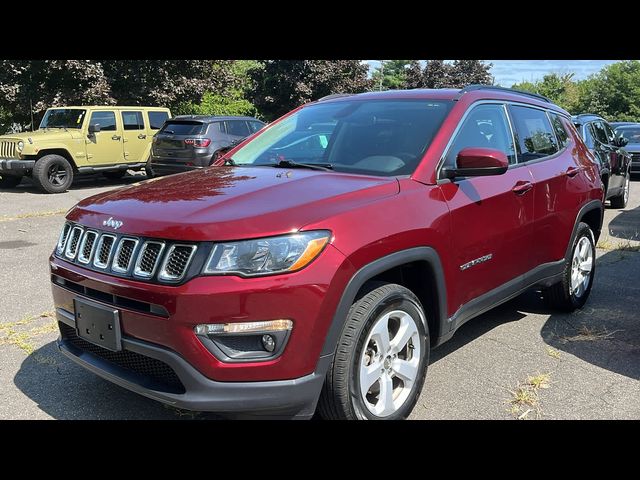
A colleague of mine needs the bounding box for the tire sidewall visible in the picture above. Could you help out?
[35,155,73,193]
[348,292,429,420]
[566,223,596,309]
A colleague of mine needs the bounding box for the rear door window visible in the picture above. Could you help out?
[148,111,170,130]
[225,120,250,137]
[89,111,117,131]
[122,111,145,130]
[160,121,205,135]
[508,105,558,161]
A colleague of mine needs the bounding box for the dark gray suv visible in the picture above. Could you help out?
[147,115,265,176]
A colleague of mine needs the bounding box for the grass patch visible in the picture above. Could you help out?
[507,372,552,420]
[546,347,561,359]
[559,325,619,344]
[0,311,57,354]
[596,239,640,252]
[0,209,66,223]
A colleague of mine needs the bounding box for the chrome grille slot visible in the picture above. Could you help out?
[1,141,17,158]
[56,223,71,255]
[158,244,197,282]
[93,234,116,269]
[64,226,84,259]
[112,238,139,274]
[133,241,165,278]
[77,231,98,264]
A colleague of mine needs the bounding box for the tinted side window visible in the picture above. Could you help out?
[89,111,117,131]
[444,103,516,168]
[602,122,617,144]
[582,124,596,150]
[226,120,250,137]
[549,113,569,148]
[591,121,609,145]
[248,121,264,134]
[509,105,558,161]
[148,111,170,130]
[122,111,144,130]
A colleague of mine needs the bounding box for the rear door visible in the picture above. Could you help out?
[152,120,205,161]
[121,110,148,162]
[86,110,124,165]
[439,103,535,310]
[516,107,581,266]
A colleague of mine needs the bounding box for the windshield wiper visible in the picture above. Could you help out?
[269,159,333,171]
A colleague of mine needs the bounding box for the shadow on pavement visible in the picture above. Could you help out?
[607,202,640,242]
[432,248,640,381]
[0,172,147,195]
[13,340,220,419]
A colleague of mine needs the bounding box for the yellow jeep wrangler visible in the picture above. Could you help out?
[0,106,171,193]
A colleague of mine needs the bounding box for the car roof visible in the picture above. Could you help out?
[169,115,263,123]
[313,85,570,116]
[47,106,170,110]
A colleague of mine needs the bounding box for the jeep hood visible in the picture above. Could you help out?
[2,129,79,142]
[68,167,399,241]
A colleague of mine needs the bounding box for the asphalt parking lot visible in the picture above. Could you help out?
[1,173,639,420]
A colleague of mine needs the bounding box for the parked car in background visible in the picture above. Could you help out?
[614,123,640,175]
[146,115,265,177]
[0,106,170,193]
[572,114,631,208]
[50,86,603,420]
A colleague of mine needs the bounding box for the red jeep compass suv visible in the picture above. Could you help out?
[50,86,604,419]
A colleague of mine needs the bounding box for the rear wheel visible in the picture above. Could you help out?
[0,174,22,188]
[102,170,127,180]
[317,282,429,420]
[32,154,73,194]
[544,222,595,311]
[610,171,630,209]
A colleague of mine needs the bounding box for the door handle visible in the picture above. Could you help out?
[138,134,147,139]
[512,181,533,195]
[566,166,581,177]
[111,135,121,141]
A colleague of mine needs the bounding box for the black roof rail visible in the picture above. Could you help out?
[316,93,354,102]
[457,84,553,103]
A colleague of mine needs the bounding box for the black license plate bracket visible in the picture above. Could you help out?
[74,298,122,352]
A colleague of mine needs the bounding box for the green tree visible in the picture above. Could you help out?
[250,60,371,120]
[447,60,493,87]
[371,60,412,90]
[512,73,580,112]
[402,60,492,89]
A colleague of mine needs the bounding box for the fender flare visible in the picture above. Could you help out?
[320,247,448,356]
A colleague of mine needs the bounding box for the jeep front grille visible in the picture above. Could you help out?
[0,140,17,159]
[55,222,197,284]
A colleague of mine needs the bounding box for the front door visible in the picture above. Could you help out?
[86,110,124,165]
[439,103,535,312]
[121,110,148,163]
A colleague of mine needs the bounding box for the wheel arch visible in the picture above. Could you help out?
[566,200,603,259]
[36,149,78,171]
[320,247,448,357]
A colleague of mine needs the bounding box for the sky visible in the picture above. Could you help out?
[366,60,622,86]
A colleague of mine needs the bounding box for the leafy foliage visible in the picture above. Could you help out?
[401,60,493,89]
[371,60,412,90]
[250,60,371,120]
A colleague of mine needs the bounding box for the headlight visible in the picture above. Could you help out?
[203,230,331,277]
[16,141,24,152]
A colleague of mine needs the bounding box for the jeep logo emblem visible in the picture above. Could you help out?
[103,217,123,230]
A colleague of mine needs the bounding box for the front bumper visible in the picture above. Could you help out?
[0,159,34,175]
[56,308,329,417]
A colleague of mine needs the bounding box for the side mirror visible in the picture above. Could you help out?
[442,147,509,179]
[88,123,101,135]
[616,136,629,147]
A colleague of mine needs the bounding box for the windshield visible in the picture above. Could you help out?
[230,99,453,176]
[616,127,640,144]
[40,109,87,129]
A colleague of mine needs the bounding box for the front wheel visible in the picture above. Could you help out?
[32,154,74,194]
[317,283,429,420]
[544,222,596,311]
[610,171,630,209]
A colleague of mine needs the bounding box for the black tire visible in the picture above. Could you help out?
[32,154,73,194]
[317,282,429,420]
[610,171,630,209]
[145,164,155,178]
[544,222,596,312]
[102,170,127,180]
[0,174,22,188]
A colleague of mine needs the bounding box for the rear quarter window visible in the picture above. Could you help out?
[549,112,570,148]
